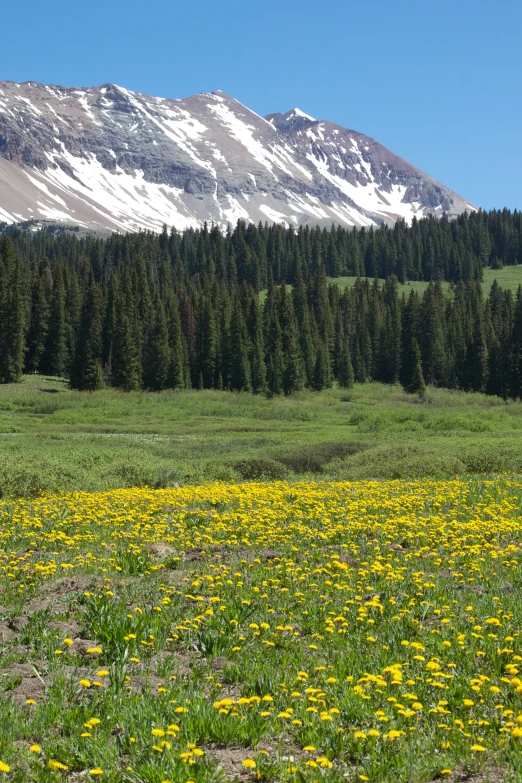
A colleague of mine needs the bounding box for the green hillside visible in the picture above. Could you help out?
[260,265,522,302]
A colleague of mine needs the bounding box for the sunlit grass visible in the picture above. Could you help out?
[0,376,522,496]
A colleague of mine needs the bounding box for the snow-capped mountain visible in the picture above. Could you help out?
[0,81,475,233]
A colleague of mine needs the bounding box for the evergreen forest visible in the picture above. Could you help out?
[1,207,522,398]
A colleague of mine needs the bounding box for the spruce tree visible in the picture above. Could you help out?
[228,298,252,392]
[311,340,332,391]
[143,301,171,391]
[102,271,119,375]
[279,286,304,395]
[378,276,401,383]
[194,297,216,389]
[405,338,426,397]
[264,280,284,395]
[43,265,68,377]
[26,274,49,374]
[352,339,366,384]
[511,288,522,398]
[292,263,316,385]
[247,297,266,394]
[400,290,419,387]
[419,283,446,385]
[70,275,104,391]
[165,294,186,389]
[0,236,25,384]
[111,307,141,391]
[338,338,354,388]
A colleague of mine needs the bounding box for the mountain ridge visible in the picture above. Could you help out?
[0,80,475,232]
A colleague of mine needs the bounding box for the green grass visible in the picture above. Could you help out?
[483,265,522,292]
[331,266,522,296]
[1,375,522,496]
[327,276,443,295]
[259,266,522,304]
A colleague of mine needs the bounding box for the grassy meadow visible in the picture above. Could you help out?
[2,377,522,780]
[0,375,522,496]
[329,266,522,296]
[258,266,522,305]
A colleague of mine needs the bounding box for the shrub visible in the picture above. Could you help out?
[277,441,369,474]
[151,466,183,489]
[233,458,289,481]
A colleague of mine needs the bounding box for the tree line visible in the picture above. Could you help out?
[2,208,522,288]
[0,209,521,397]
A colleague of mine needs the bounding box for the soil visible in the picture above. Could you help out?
[149,543,176,559]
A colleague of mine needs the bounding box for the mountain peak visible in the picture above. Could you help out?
[0,80,475,232]
[289,107,316,121]
[265,107,317,132]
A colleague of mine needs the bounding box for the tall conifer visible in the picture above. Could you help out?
[0,236,25,383]
[70,275,104,391]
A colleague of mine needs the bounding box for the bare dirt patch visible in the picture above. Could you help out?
[207,747,253,781]
[207,740,307,781]
[1,662,47,704]
[0,622,16,642]
[26,575,101,613]
[49,618,81,637]
[126,671,166,695]
[149,543,176,559]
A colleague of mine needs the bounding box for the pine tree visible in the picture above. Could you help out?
[405,338,426,397]
[181,297,196,372]
[378,276,401,383]
[143,300,171,391]
[292,263,316,385]
[265,311,284,396]
[262,278,283,395]
[247,297,266,394]
[419,283,446,385]
[102,271,119,377]
[70,275,104,391]
[0,236,26,384]
[25,274,49,374]
[194,297,216,389]
[43,265,68,377]
[165,294,186,389]
[111,311,141,392]
[228,298,252,392]
[352,338,366,384]
[279,286,304,395]
[311,340,332,391]
[510,288,522,398]
[337,338,354,388]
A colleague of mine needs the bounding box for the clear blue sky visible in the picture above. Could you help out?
[0,0,520,211]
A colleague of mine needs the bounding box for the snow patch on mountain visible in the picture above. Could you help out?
[0,80,475,232]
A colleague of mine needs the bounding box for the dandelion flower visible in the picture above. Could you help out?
[48,760,68,770]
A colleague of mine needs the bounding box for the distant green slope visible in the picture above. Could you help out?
[1,374,522,496]
[260,266,522,302]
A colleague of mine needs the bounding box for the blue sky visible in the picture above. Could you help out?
[0,0,520,211]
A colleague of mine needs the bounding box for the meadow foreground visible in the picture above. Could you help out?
[0,479,521,781]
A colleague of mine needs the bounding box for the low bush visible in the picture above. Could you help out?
[233,458,289,481]
[277,441,369,473]
[333,444,465,480]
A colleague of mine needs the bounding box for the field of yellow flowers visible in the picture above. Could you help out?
[1,478,521,782]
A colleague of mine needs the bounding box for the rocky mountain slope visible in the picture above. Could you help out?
[0,81,475,232]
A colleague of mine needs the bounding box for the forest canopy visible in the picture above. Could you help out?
[0,208,521,398]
